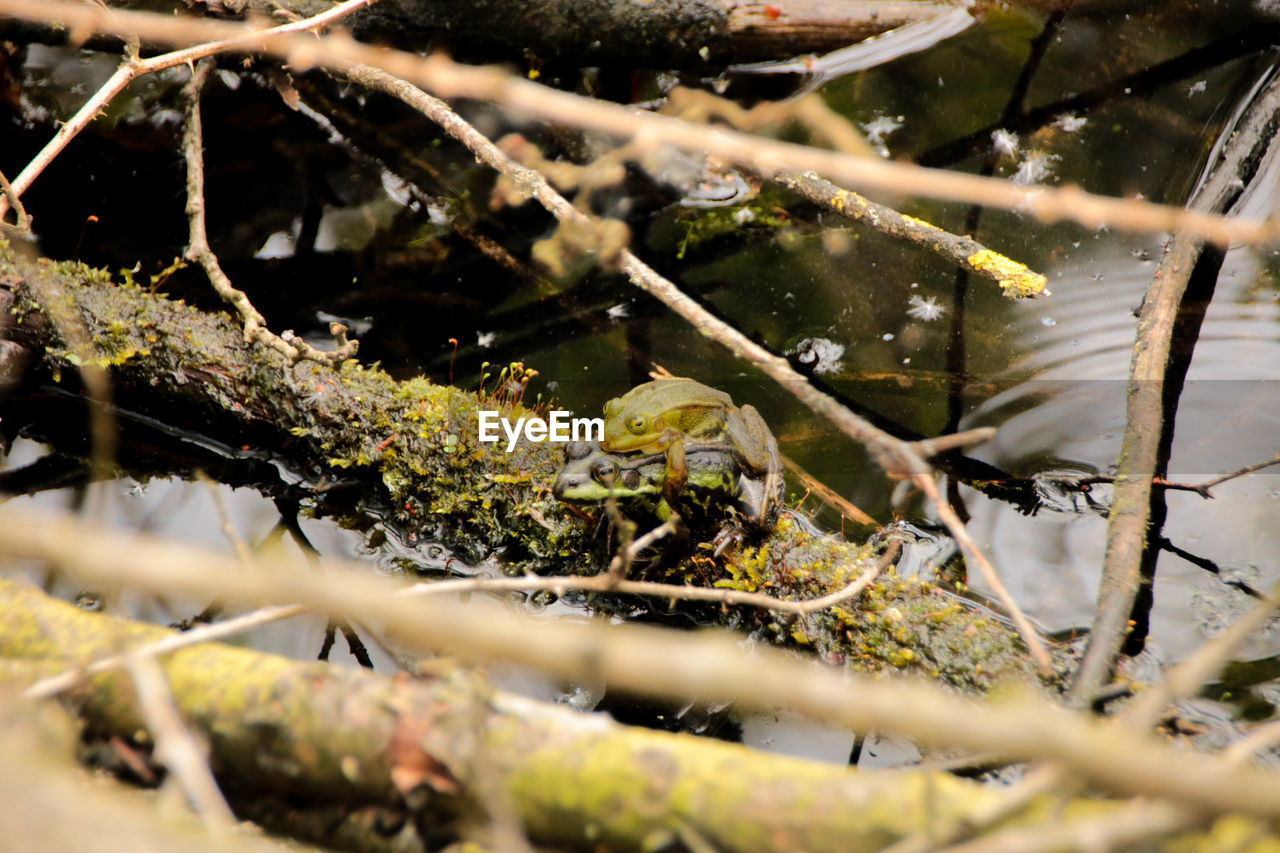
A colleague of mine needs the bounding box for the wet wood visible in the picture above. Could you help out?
[62,0,965,68]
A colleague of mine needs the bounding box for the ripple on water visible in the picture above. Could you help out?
[961,243,1280,662]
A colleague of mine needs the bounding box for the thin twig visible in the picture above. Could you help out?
[24,603,309,700]
[1195,453,1280,494]
[606,515,679,583]
[0,166,30,229]
[181,59,357,366]
[0,0,1274,246]
[399,541,895,616]
[124,651,236,833]
[913,471,1051,674]
[0,61,133,224]
[0,0,374,222]
[1075,451,1280,499]
[906,427,998,459]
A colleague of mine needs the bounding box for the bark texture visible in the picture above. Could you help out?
[3,577,1276,853]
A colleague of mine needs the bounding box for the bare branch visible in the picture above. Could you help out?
[398,539,894,616]
[0,166,30,230]
[1068,69,1280,706]
[0,0,1273,246]
[1195,453,1280,495]
[181,58,357,366]
[0,0,375,223]
[0,62,135,224]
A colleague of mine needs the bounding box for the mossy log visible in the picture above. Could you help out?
[3,576,1276,853]
[0,243,1048,691]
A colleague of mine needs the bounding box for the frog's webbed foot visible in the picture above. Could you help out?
[711,523,748,556]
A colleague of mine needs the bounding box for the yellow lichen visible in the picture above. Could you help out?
[966,249,1049,298]
[899,213,943,233]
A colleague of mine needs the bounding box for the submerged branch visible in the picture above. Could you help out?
[776,171,1048,298]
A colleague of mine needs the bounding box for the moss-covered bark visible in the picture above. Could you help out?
[4,577,1276,853]
[0,576,977,851]
[0,243,1050,691]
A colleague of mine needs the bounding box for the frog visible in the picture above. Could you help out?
[553,435,783,537]
[600,378,777,505]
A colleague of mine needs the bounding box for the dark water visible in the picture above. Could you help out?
[4,1,1280,759]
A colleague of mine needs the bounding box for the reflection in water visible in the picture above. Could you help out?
[962,245,1280,663]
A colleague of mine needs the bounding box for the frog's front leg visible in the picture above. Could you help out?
[660,430,688,503]
[726,404,775,476]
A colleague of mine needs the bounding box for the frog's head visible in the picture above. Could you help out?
[602,395,656,447]
[601,378,731,452]
[552,441,664,503]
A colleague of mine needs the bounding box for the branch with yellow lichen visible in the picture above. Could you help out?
[777,171,1048,298]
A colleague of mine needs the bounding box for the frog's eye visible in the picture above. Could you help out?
[592,460,619,485]
[626,414,650,435]
[603,399,623,418]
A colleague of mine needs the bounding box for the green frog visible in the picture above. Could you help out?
[600,378,776,503]
[552,437,783,536]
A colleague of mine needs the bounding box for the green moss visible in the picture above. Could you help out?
[670,199,792,260]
